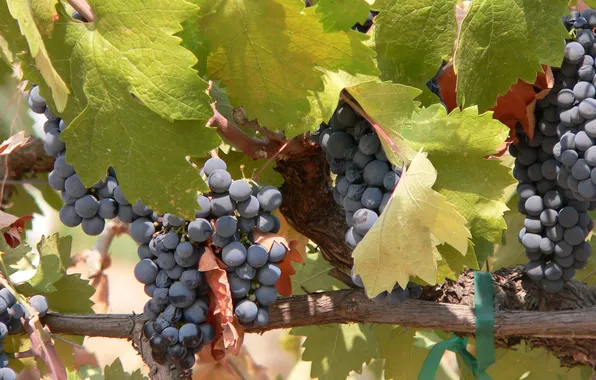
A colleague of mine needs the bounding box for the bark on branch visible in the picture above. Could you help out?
[1,138,55,209]
[43,268,596,369]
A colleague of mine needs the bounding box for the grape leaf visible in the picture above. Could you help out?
[76,0,211,122]
[490,200,527,271]
[198,0,379,131]
[24,234,71,293]
[4,0,69,111]
[291,252,347,295]
[44,274,95,314]
[1,243,32,278]
[454,0,568,111]
[353,151,471,295]
[374,0,457,104]
[30,0,58,36]
[345,81,422,164]
[290,324,378,380]
[436,243,479,283]
[460,341,592,380]
[32,175,64,211]
[33,2,221,218]
[375,326,444,380]
[104,358,147,380]
[402,105,515,262]
[314,0,370,32]
[301,70,378,139]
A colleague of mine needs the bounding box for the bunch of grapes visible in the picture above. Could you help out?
[131,157,285,366]
[28,85,149,236]
[133,212,215,369]
[0,287,49,379]
[512,10,596,291]
[312,103,400,249]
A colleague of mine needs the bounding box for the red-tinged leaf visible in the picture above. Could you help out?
[438,61,553,142]
[1,214,32,248]
[275,257,295,297]
[199,248,243,360]
[254,232,304,296]
[0,131,30,156]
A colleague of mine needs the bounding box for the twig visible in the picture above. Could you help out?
[67,0,96,22]
[208,105,270,159]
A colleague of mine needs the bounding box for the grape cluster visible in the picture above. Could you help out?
[28,85,150,236]
[312,103,400,249]
[131,157,285,365]
[134,212,215,369]
[512,123,592,292]
[512,9,596,291]
[0,287,48,380]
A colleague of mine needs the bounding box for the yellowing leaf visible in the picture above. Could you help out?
[353,151,470,295]
[346,81,422,165]
[199,0,379,132]
[402,105,515,262]
[5,0,69,111]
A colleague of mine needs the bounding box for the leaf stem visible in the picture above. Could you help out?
[67,0,96,22]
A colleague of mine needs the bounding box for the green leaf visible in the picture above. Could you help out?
[23,234,71,293]
[301,70,378,139]
[4,334,33,371]
[291,252,347,294]
[5,185,40,217]
[1,243,36,279]
[461,341,593,380]
[80,0,211,121]
[314,0,370,32]
[291,324,378,380]
[436,242,479,283]
[375,325,443,380]
[105,358,147,380]
[490,199,527,271]
[44,0,222,217]
[353,152,471,294]
[401,105,515,262]
[32,175,64,211]
[4,0,69,111]
[454,0,568,111]
[374,0,457,104]
[199,0,379,132]
[44,274,95,314]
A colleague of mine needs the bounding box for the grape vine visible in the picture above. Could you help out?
[1,0,596,378]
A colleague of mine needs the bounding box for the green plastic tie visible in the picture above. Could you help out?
[417,271,495,379]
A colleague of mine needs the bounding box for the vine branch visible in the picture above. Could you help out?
[43,268,596,369]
